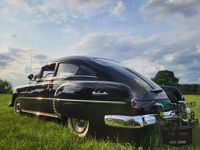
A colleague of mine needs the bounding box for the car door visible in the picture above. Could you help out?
[36,62,79,115]
[22,63,56,113]
[51,62,99,118]
[35,63,57,114]
[25,81,50,112]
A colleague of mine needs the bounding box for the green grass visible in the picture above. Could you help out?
[184,95,200,119]
[0,94,199,150]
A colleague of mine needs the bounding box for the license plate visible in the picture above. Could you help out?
[162,127,192,147]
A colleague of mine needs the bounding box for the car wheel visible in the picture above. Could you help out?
[68,117,90,138]
[14,97,21,115]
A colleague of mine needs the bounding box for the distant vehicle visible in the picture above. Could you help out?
[9,56,196,137]
[160,85,185,103]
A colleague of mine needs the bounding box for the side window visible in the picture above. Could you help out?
[56,63,78,78]
[76,65,96,76]
[41,63,56,78]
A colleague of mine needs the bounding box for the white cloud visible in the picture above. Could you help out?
[3,0,111,25]
[67,32,160,59]
[163,53,176,62]
[122,57,165,78]
[1,24,200,85]
[110,1,125,16]
[0,5,5,13]
[0,47,50,86]
[61,26,75,35]
[140,0,200,19]
[11,34,17,38]
[61,24,200,83]
[1,0,200,85]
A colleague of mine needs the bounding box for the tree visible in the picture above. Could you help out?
[152,70,179,86]
[0,79,12,94]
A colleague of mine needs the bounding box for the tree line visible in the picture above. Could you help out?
[0,79,12,94]
[152,70,200,95]
[177,84,200,95]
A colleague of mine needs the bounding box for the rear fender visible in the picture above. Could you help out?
[53,81,132,119]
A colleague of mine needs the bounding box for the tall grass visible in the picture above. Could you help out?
[0,94,199,150]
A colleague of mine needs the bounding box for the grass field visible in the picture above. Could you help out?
[0,94,199,150]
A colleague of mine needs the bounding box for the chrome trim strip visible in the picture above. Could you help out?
[55,98,126,104]
[21,109,59,118]
[19,97,127,104]
[20,97,52,100]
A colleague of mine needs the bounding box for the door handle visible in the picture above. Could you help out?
[92,91,108,96]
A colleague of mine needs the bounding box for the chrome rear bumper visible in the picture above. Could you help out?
[105,114,157,128]
[104,108,194,128]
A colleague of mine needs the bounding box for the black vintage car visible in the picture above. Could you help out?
[9,56,196,137]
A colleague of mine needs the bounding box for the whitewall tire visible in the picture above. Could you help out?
[68,117,90,138]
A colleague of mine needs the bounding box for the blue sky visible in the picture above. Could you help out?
[0,0,200,86]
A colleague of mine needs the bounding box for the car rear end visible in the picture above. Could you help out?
[103,66,198,128]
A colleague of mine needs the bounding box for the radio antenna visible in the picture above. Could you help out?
[30,39,33,74]
[30,50,32,74]
[28,39,33,84]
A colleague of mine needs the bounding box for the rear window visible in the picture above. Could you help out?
[125,68,160,89]
[124,68,166,100]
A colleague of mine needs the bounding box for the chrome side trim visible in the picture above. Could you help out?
[19,97,52,100]
[19,97,127,104]
[55,98,126,104]
[21,109,59,118]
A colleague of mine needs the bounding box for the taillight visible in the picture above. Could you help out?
[131,99,138,109]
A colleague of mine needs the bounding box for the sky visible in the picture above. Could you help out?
[0,0,200,86]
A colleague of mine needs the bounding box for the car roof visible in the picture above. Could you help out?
[49,56,119,64]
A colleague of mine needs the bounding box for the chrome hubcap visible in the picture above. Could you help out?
[71,118,88,133]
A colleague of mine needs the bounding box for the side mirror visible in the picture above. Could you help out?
[27,74,34,81]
